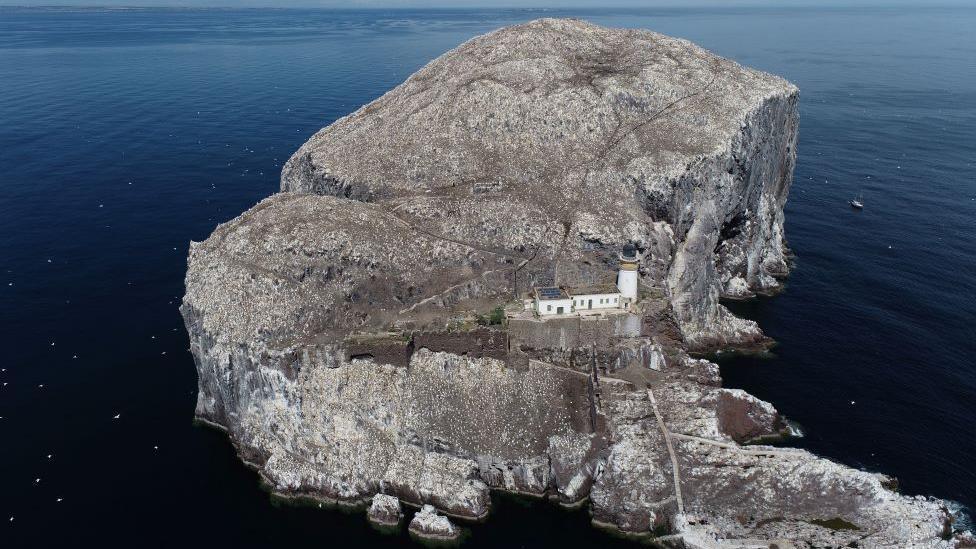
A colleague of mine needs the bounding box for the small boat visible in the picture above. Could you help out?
[850,193,864,209]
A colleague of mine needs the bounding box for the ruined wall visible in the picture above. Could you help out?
[413,328,508,361]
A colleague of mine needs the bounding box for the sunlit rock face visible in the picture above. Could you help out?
[281,17,798,348]
[182,18,968,548]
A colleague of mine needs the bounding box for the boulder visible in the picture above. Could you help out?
[367,494,403,526]
[408,505,459,541]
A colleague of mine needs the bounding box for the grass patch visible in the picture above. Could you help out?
[475,305,506,326]
[809,517,860,531]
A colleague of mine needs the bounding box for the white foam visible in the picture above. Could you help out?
[946,500,973,533]
[785,419,805,438]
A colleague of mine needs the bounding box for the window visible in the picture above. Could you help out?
[547,305,552,312]
[613,297,618,304]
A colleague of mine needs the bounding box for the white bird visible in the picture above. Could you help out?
[35,478,40,483]
[113,414,120,419]
[851,401,856,405]
[47,455,52,459]
[56,498,63,503]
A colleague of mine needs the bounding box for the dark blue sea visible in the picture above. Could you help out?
[1,6,974,547]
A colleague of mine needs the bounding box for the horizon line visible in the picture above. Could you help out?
[2,1,972,8]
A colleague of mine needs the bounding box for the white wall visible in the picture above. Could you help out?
[617,268,638,299]
[537,298,574,316]
[573,293,620,311]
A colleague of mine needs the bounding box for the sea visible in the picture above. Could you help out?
[1,5,974,547]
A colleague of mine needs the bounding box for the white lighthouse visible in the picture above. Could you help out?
[616,243,639,300]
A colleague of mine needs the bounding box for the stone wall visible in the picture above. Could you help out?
[412,328,508,361]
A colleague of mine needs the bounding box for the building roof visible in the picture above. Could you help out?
[569,283,621,296]
[534,287,570,300]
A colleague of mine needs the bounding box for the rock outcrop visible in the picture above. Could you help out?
[182,18,969,548]
[368,494,403,526]
[409,505,460,541]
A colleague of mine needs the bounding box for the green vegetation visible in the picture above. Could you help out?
[488,306,506,325]
[476,306,506,326]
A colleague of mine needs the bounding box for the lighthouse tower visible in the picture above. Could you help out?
[616,243,639,300]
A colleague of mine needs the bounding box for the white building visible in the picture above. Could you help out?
[534,287,574,316]
[568,284,622,312]
[531,284,622,316]
[530,244,641,316]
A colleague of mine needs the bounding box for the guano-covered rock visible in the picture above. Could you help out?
[182,18,969,548]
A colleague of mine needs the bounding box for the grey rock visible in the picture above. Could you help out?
[590,374,964,547]
[281,17,797,349]
[368,493,403,526]
[409,505,459,541]
[181,18,970,548]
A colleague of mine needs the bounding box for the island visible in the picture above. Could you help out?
[180,18,970,547]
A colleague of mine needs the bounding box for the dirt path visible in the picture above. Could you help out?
[647,387,685,515]
[397,267,510,315]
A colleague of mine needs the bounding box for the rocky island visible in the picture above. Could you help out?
[181,18,970,547]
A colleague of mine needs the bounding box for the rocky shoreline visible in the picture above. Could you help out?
[181,18,971,547]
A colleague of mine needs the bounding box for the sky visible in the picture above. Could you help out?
[1,0,969,8]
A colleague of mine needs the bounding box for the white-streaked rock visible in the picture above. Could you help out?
[368,493,403,526]
[181,18,969,548]
[408,505,459,541]
[280,17,798,349]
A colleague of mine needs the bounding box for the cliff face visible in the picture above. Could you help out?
[182,18,967,548]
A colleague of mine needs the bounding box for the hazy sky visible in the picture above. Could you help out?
[1,0,967,8]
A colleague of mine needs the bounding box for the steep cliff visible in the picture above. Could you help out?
[182,18,968,548]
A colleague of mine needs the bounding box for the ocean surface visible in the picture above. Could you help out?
[1,6,974,547]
